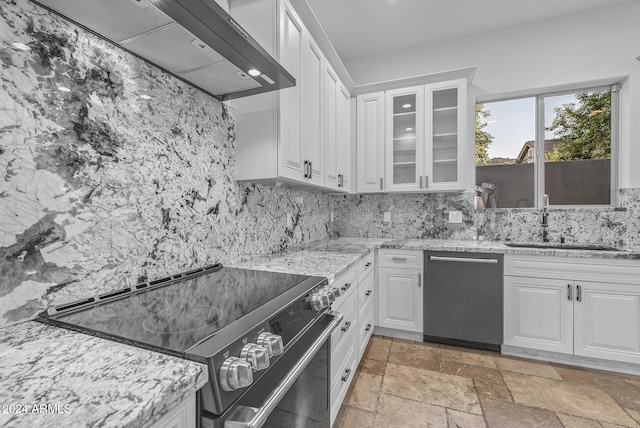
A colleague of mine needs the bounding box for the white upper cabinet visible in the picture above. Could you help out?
[356,92,385,193]
[337,84,351,192]
[231,0,350,191]
[356,78,468,193]
[277,2,306,182]
[303,35,325,186]
[325,64,351,192]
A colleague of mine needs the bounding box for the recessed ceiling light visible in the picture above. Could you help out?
[248,69,261,77]
[12,42,31,51]
[402,103,412,108]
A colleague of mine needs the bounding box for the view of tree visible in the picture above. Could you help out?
[475,104,493,165]
[546,91,611,161]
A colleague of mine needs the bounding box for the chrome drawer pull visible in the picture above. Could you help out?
[365,262,372,268]
[365,323,372,332]
[568,284,572,301]
[391,257,407,261]
[365,290,372,297]
[342,368,352,382]
[341,282,352,292]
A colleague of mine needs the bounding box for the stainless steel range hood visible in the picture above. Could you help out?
[32,0,295,100]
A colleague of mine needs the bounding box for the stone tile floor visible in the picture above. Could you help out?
[334,335,640,428]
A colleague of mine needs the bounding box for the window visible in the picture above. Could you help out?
[475,85,618,209]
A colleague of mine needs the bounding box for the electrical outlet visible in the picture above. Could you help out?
[448,211,463,223]
[383,212,391,223]
[286,213,292,228]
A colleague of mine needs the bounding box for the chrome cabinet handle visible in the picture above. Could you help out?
[365,323,372,331]
[365,290,372,297]
[424,175,429,188]
[341,368,352,382]
[577,284,582,302]
[418,273,421,287]
[391,257,407,261]
[419,175,423,189]
[429,256,498,264]
[341,320,352,332]
[341,282,352,292]
[568,284,572,301]
[309,161,312,178]
[380,178,383,190]
[365,262,372,268]
[223,311,343,428]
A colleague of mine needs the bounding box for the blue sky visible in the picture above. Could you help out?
[480,94,575,158]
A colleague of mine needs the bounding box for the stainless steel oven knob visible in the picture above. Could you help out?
[318,287,335,304]
[329,285,341,299]
[240,344,270,371]
[219,357,254,391]
[311,293,330,311]
[257,332,284,356]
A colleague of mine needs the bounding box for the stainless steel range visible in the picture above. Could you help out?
[37,264,343,428]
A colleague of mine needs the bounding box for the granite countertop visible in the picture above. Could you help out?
[0,322,208,428]
[230,237,390,282]
[2,236,637,428]
[381,239,640,260]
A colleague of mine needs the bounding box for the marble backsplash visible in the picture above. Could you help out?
[332,188,640,249]
[0,1,330,327]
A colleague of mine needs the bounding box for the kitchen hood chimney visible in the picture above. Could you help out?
[32,0,295,100]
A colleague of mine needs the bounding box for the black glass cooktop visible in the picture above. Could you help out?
[47,267,315,355]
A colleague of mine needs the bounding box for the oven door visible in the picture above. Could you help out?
[203,310,342,428]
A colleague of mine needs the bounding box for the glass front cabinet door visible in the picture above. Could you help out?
[385,86,425,192]
[425,79,467,191]
[383,79,466,192]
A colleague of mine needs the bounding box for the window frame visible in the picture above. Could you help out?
[476,83,619,209]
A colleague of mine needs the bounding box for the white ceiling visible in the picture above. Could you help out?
[306,0,634,62]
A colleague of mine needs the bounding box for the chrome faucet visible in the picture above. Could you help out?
[541,194,549,243]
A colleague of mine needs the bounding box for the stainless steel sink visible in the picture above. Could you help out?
[505,242,621,251]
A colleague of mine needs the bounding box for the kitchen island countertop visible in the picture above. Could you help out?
[0,321,208,428]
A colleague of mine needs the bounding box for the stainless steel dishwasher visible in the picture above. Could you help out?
[424,251,503,352]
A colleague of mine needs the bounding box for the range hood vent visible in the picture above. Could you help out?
[32,0,295,100]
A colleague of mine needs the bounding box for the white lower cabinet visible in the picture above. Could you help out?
[504,255,640,365]
[504,276,573,354]
[330,251,376,426]
[151,393,195,428]
[574,281,640,363]
[376,250,423,334]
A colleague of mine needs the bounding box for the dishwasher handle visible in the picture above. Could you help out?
[429,256,499,264]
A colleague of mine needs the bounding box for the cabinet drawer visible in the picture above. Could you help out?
[332,267,357,309]
[358,271,375,315]
[357,252,375,282]
[331,291,358,358]
[378,249,423,269]
[504,255,640,285]
[330,336,358,416]
[359,307,375,356]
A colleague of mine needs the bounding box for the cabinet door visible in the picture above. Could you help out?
[385,86,425,192]
[277,1,305,181]
[303,35,324,186]
[504,276,573,354]
[356,92,385,193]
[377,268,423,333]
[574,281,640,364]
[337,84,351,192]
[323,64,339,190]
[424,79,466,191]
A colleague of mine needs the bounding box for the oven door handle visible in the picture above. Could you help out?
[224,310,343,428]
